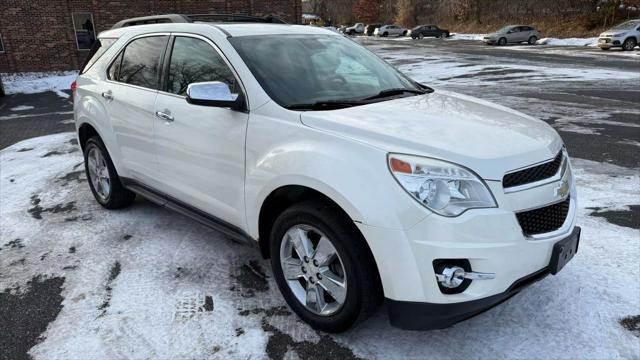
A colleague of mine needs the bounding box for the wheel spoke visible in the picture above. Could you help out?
[313,236,337,266]
[291,228,314,259]
[305,285,325,313]
[282,257,304,280]
[318,269,346,303]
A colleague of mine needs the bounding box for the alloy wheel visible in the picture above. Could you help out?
[279,224,347,316]
[87,147,111,202]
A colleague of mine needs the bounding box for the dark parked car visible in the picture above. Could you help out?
[0,74,4,97]
[410,25,450,39]
[365,23,382,36]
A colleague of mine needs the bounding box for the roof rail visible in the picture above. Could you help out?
[187,13,287,24]
[111,14,191,29]
[111,13,287,29]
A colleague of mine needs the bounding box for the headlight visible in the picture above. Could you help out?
[388,154,497,216]
[610,33,623,37]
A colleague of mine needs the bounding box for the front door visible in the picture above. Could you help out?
[153,35,249,227]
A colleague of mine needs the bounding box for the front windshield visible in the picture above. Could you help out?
[229,34,421,108]
[497,26,514,33]
[612,21,639,30]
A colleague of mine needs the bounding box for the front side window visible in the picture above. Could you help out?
[118,36,168,89]
[72,13,96,50]
[230,34,420,108]
[166,36,237,96]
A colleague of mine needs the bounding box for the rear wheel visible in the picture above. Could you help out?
[498,37,507,46]
[84,137,135,209]
[270,201,380,333]
[622,38,637,51]
[528,36,537,45]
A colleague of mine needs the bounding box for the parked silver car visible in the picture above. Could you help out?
[483,25,540,45]
[598,19,640,51]
[374,25,407,37]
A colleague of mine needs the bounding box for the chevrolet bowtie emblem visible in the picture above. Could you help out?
[554,180,570,198]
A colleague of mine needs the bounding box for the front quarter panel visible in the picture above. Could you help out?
[244,102,430,239]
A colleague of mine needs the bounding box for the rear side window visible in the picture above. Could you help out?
[166,36,238,96]
[81,38,117,74]
[117,36,168,89]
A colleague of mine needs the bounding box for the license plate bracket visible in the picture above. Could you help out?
[549,226,581,275]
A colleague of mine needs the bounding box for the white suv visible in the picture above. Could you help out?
[598,19,640,51]
[73,20,580,332]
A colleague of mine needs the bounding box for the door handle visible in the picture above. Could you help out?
[155,110,174,122]
[101,90,114,101]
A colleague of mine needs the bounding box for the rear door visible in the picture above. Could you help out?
[152,34,249,227]
[101,34,169,185]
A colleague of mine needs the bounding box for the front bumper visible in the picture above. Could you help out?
[483,38,497,44]
[356,157,578,329]
[598,38,621,48]
[386,226,580,330]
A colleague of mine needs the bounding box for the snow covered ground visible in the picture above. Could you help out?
[1,133,638,359]
[1,40,639,359]
[1,71,77,99]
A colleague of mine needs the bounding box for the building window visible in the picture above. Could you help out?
[0,33,4,53]
[72,13,96,50]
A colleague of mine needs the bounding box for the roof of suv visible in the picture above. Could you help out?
[100,22,337,39]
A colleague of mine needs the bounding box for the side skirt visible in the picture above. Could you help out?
[120,177,256,247]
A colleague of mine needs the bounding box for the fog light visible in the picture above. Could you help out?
[436,266,496,289]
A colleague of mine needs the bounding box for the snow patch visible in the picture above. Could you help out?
[10,105,35,112]
[2,71,77,98]
[537,37,598,47]
[449,33,486,41]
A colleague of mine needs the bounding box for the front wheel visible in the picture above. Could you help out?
[622,38,637,51]
[382,32,388,37]
[417,33,424,39]
[498,37,507,46]
[270,202,381,333]
[528,36,537,45]
[84,137,135,209]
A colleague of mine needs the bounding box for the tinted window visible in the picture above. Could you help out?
[118,36,168,89]
[81,38,117,74]
[230,35,418,108]
[72,13,96,50]
[166,36,237,96]
[107,51,123,80]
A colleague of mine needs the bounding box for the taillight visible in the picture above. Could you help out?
[70,80,77,93]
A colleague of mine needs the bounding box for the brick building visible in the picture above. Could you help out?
[0,0,302,73]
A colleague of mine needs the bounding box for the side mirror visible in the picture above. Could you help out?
[186,81,245,110]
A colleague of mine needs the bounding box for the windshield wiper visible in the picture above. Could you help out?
[362,88,427,101]
[285,99,366,111]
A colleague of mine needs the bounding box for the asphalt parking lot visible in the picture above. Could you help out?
[1,38,639,359]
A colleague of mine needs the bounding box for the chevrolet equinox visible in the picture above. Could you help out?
[73,20,580,332]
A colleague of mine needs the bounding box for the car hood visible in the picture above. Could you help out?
[599,31,626,36]
[300,90,563,180]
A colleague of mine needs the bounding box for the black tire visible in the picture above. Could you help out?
[348,30,355,36]
[498,37,507,46]
[528,36,537,45]
[270,201,381,333]
[622,37,637,51]
[417,33,424,39]
[382,32,388,37]
[83,137,136,209]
